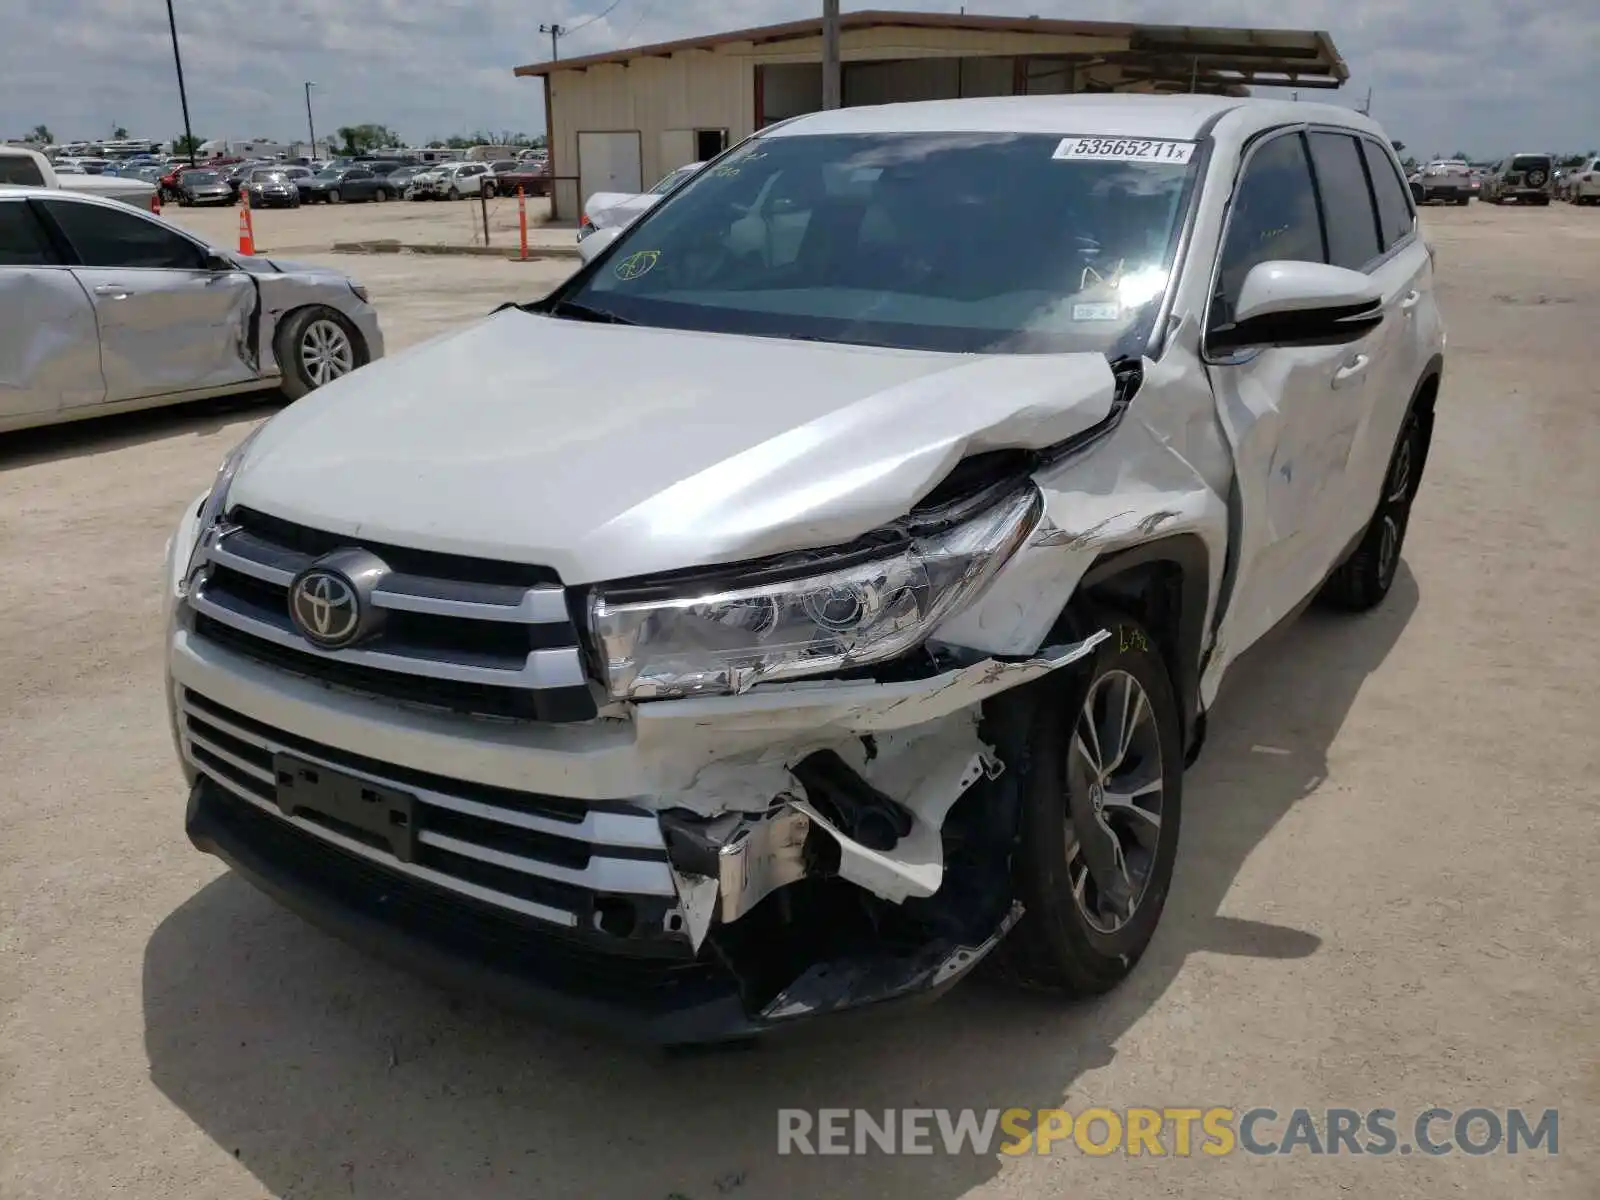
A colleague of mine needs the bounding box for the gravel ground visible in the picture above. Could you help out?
[1,204,1596,1200]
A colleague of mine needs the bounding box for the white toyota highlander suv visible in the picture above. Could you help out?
[163,95,1444,1045]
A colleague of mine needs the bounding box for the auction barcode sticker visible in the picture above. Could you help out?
[1053,137,1196,164]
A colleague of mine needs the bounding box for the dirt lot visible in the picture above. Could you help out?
[2,204,1597,1200]
[164,191,574,257]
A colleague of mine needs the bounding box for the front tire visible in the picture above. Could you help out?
[276,307,364,401]
[991,616,1183,996]
[447,186,461,201]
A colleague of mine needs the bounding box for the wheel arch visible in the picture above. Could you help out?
[1053,533,1212,763]
[1408,354,1443,492]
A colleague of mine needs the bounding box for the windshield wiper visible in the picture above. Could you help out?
[543,298,636,325]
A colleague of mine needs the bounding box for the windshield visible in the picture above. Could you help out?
[1511,155,1551,172]
[252,169,287,181]
[564,131,1197,355]
[314,168,342,181]
[187,171,222,184]
[649,166,698,195]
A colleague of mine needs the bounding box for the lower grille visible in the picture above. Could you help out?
[196,783,732,1003]
[179,688,691,955]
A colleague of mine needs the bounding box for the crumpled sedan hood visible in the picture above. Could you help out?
[231,309,1117,584]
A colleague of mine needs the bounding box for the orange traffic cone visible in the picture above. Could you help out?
[149,189,162,215]
[237,192,255,256]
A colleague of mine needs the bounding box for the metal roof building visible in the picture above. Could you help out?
[513,9,1347,220]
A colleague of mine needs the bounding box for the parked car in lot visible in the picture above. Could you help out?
[1,146,158,208]
[1481,153,1555,204]
[1408,159,1473,204]
[175,169,237,207]
[302,165,404,204]
[162,95,1444,1045]
[0,188,383,434]
[482,159,549,198]
[578,160,705,240]
[1559,158,1600,204]
[411,161,493,200]
[380,164,430,198]
[225,159,268,201]
[242,167,307,209]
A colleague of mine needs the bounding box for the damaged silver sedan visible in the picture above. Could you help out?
[1,187,383,435]
[164,95,1444,1044]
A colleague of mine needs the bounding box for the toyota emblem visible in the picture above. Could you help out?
[289,571,360,646]
[287,549,391,649]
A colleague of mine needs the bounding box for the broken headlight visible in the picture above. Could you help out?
[590,485,1041,700]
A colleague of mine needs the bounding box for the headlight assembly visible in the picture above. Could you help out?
[180,426,262,593]
[590,484,1041,700]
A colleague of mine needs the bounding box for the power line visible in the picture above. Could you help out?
[563,0,626,38]
[614,0,657,45]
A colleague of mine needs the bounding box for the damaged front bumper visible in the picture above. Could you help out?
[170,625,1105,1044]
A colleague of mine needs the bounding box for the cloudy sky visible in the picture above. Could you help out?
[6,0,1595,158]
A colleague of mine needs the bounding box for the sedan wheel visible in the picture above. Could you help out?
[301,318,355,387]
[276,307,366,400]
[328,189,341,203]
[374,188,389,202]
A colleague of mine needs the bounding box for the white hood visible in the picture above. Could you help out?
[230,309,1116,584]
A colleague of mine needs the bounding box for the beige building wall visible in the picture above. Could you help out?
[543,26,1141,219]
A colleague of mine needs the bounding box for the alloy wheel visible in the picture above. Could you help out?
[300,319,355,387]
[1064,669,1166,934]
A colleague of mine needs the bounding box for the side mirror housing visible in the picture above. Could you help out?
[202,250,235,271]
[1207,260,1384,355]
[577,225,621,263]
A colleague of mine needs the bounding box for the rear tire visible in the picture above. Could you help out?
[276,307,366,401]
[990,614,1183,997]
[1319,412,1423,612]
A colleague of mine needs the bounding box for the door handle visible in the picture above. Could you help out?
[1333,354,1370,387]
[92,284,131,299]
[1399,290,1422,311]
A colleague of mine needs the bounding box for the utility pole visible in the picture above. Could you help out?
[540,22,566,61]
[164,0,197,166]
[821,0,841,109]
[304,81,317,159]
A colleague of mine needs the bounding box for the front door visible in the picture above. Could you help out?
[38,196,259,404]
[0,198,105,420]
[1203,130,1386,674]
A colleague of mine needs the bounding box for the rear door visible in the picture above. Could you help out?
[1341,136,1438,515]
[36,196,260,404]
[0,197,104,421]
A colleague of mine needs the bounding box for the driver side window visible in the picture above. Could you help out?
[1211,132,1325,326]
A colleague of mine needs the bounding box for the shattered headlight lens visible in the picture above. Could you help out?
[590,485,1041,700]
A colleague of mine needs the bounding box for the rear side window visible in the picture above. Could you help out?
[0,201,59,265]
[39,198,205,269]
[0,156,47,186]
[1307,132,1382,270]
[1360,140,1415,251]
[1213,132,1324,324]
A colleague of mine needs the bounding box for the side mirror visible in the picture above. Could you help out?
[202,251,235,271]
[1207,260,1384,356]
[577,225,621,263]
